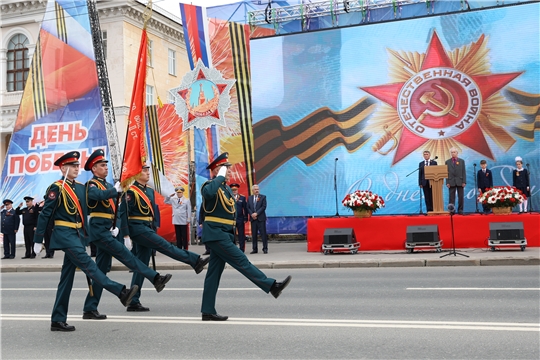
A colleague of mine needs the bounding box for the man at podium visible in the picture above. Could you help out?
[418,150,437,212]
[445,147,467,214]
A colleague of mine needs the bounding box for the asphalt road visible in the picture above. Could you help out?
[1,266,539,359]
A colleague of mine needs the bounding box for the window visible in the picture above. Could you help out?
[147,38,153,67]
[167,90,175,104]
[168,49,176,75]
[146,85,154,106]
[102,30,107,60]
[6,34,30,92]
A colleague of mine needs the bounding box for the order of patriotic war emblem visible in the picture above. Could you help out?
[398,67,482,139]
[171,59,235,131]
[361,31,522,165]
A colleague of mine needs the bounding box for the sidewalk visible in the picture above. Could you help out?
[1,241,539,273]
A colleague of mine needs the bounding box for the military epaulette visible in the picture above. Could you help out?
[200,179,212,191]
[75,180,83,185]
[240,193,245,197]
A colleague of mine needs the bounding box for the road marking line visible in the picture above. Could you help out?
[407,288,540,291]
[0,288,258,291]
[1,314,538,332]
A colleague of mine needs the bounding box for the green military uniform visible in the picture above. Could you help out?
[83,175,161,314]
[200,174,275,315]
[34,177,127,323]
[119,181,201,306]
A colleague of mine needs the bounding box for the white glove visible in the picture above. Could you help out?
[114,181,123,192]
[110,227,119,237]
[124,236,132,250]
[217,165,227,177]
[34,243,43,255]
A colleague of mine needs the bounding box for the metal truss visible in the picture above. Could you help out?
[87,0,123,181]
[248,0,421,27]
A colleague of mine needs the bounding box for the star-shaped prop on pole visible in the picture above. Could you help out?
[171,59,235,131]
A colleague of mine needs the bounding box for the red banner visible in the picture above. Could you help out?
[121,29,148,185]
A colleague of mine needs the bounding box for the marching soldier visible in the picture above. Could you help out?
[82,149,172,320]
[15,196,39,258]
[33,151,139,332]
[200,153,291,321]
[119,164,210,312]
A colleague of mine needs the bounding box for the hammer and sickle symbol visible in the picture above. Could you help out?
[372,125,398,156]
[417,85,459,123]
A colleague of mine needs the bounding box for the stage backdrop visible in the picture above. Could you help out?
[251,2,539,217]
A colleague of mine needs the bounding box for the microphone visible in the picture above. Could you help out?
[526,163,530,167]
[473,163,477,166]
[335,158,338,161]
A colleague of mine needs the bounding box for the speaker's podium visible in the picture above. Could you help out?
[424,165,449,216]
[488,222,527,251]
[322,228,359,255]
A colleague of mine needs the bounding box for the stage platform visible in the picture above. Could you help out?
[307,213,540,252]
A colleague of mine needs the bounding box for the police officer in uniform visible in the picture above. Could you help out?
[33,151,139,332]
[15,196,39,258]
[1,199,20,259]
[229,183,248,252]
[119,164,209,312]
[200,153,292,321]
[82,149,172,320]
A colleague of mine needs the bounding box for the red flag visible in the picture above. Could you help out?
[121,29,148,185]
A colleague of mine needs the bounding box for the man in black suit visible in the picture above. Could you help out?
[230,183,248,252]
[445,147,467,214]
[418,150,437,212]
[477,160,493,214]
[246,184,268,254]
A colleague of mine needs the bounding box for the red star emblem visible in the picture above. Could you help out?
[361,31,522,164]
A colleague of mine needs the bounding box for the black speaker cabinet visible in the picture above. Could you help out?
[406,225,439,244]
[323,228,356,245]
[489,222,524,240]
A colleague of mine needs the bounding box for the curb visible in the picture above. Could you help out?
[2,256,539,272]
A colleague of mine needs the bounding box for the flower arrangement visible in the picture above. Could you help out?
[477,186,526,208]
[342,190,385,213]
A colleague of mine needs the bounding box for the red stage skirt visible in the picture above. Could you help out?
[307,213,539,252]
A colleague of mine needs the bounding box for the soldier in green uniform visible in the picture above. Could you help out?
[200,153,292,321]
[33,151,139,332]
[82,149,172,320]
[119,164,210,312]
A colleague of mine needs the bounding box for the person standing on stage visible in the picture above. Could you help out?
[230,183,248,252]
[477,160,493,214]
[119,164,209,312]
[513,156,530,213]
[1,199,20,259]
[247,184,268,254]
[164,186,191,250]
[15,196,39,258]
[418,150,437,212]
[200,153,291,321]
[445,148,466,214]
[82,149,172,320]
[33,151,139,332]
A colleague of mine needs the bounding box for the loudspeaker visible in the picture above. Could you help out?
[324,228,356,245]
[406,225,439,243]
[489,222,524,240]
